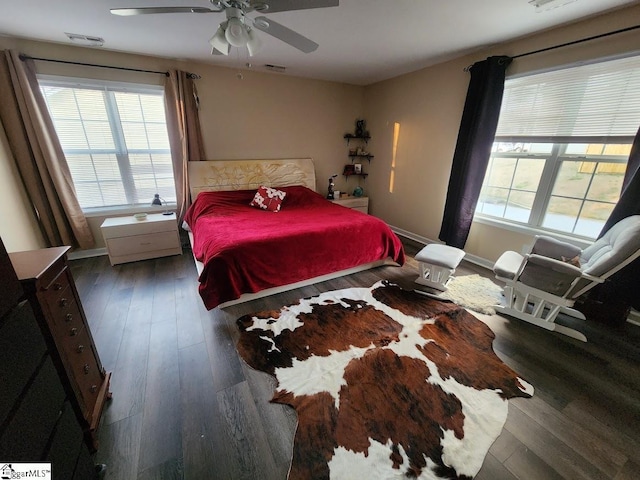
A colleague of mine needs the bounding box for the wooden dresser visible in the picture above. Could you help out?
[9,247,111,452]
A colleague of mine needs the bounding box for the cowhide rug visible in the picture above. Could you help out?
[236,281,533,480]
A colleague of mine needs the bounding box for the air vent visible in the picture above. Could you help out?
[264,64,286,73]
[65,33,105,47]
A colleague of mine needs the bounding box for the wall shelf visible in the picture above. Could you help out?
[344,134,370,144]
[343,172,368,179]
[349,154,374,162]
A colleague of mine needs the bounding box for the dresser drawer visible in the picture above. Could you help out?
[331,196,369,213]
[0,357,66,460]
[106,230,180,256]
[101,213,178,239]
[64,327,103,413]
[0,302,47,422]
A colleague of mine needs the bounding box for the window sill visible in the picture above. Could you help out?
[83,204,177,218]
[472,215,593,250]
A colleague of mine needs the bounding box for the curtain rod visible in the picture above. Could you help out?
[512,23,640,60]
[18,54,201,79]
[464,23,640,71]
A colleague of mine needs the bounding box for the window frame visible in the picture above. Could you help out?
[476,139,632,242]
[38,75,175,214]
[474,54,640,242]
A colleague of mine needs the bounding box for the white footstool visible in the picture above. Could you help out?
[415,244,466,291]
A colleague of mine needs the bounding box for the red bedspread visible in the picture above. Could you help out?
[184,186,405,309]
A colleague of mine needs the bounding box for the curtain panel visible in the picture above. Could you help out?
[164,70,206,223]
[438,56,512,249]
[0,50,94,249]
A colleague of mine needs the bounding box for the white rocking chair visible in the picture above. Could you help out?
[492,215,640,342]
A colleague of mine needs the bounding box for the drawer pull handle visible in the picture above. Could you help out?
[77,345,85,353]
[83,364,90,374]
[90,385,98,393]
[53,283,63,291]
[140,242,152,245]
[66,313,73,322]
[70,327,78,336]
[59,298,68,307]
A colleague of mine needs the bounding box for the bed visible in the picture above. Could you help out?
[184,158,405,309]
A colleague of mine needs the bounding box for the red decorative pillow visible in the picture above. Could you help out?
[250,186,287,212]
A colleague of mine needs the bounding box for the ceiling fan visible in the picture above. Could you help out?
[111,0,339,56]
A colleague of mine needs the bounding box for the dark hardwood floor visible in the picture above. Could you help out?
[69,239,640,480]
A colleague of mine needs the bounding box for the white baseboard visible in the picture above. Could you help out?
[389,225,494,271]
[68,247,107,260]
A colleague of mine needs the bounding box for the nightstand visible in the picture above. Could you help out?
[101,212,182,265]
[331,196,369,214]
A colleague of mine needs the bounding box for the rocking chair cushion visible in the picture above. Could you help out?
[580,215,640,277]
[531,235,581,260]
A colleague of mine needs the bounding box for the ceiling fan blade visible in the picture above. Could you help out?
[253,0,338,13]
[253,16,318,53]
[110,6,220,16]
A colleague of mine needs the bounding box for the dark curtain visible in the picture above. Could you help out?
[576,125,640,320]
[438,56,512,249]
[600,125,640,233]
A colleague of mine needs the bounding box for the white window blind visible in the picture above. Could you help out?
[39,79,175,210]
[495,55,640,142]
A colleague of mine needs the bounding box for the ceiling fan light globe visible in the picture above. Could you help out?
[247,29,263,56]
[225,17,249,47]
[209,25,230,55]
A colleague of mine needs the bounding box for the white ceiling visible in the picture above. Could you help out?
[0,0,636,85]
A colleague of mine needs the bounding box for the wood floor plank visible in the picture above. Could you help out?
[562,398,640,461]
[137,457,184,480]
[514,394,627,474]
[488,429,521,463]
[239,362,297,469]
[502,443,566,480]
[174,276,205,350]
[614,459,640,480]
[95,413,143,480]
[178,341,233,479]
[201,307,246,393]
[476,452,519,480]
[138,319,182,473]
[505,402,610,480]
[151,256,178,325]
[103,351,148,426]
[92,286,133,372]
[216,381,281,480]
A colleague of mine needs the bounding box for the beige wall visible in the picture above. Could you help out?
[0,36,364,249]
[364,4,640,263]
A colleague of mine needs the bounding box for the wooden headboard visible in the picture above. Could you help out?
[188,158,316,199]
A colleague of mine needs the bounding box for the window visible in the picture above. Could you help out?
[39,78,175,210]
[476,55,640,239]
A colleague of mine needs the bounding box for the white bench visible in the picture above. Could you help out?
[415,244,466,291]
